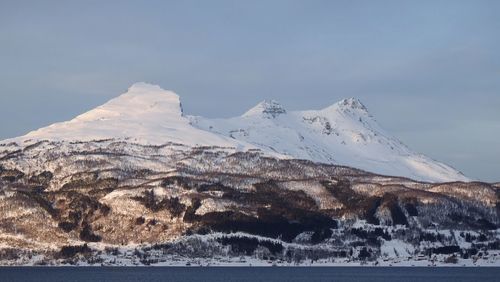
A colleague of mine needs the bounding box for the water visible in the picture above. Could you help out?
[0,267,499,282]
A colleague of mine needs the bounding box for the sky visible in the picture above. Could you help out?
[0,1,499,182]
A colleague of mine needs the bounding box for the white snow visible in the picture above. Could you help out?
[191,97,469,182]
[380,239,415,258]
[7,83,257,150]
[2,82,469,183]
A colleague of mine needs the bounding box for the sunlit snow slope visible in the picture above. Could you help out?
[12,83,254,149]
[4,82,468,182]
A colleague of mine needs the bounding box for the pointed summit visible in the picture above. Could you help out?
[337,98,368,112]
[321,97,371,117]
[242,100,287,118]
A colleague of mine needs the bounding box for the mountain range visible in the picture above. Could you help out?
[10,82,467,182]
[0,83,497,266]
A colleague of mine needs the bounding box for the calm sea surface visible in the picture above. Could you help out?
[0,267,498,282]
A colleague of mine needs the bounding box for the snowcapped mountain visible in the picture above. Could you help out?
[12,83,254,150]
[1,83,498,267]
[191,98,467,183]
[4,82,467,182]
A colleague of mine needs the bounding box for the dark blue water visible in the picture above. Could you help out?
[0,267,499,282]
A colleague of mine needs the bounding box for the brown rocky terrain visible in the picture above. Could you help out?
[0,140,498,265]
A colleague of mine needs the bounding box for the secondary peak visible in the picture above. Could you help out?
[338,98,368,111]
[243,100,287,118]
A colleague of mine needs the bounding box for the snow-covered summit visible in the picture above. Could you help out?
[242,100,287,118]
[8,83,255,149]
[73,82,184,123]
[337,97,369,111]
[325,97,371,116]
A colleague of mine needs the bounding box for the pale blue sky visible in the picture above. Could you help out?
[0,1,499,181]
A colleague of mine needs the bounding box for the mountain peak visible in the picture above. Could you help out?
[127,82,167,93]
[338,97,367,110]
[74,82,183,123]
[242,100,287,118]
[17,82,211,145]
[321,97,370,117]
[121,82,182,114]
